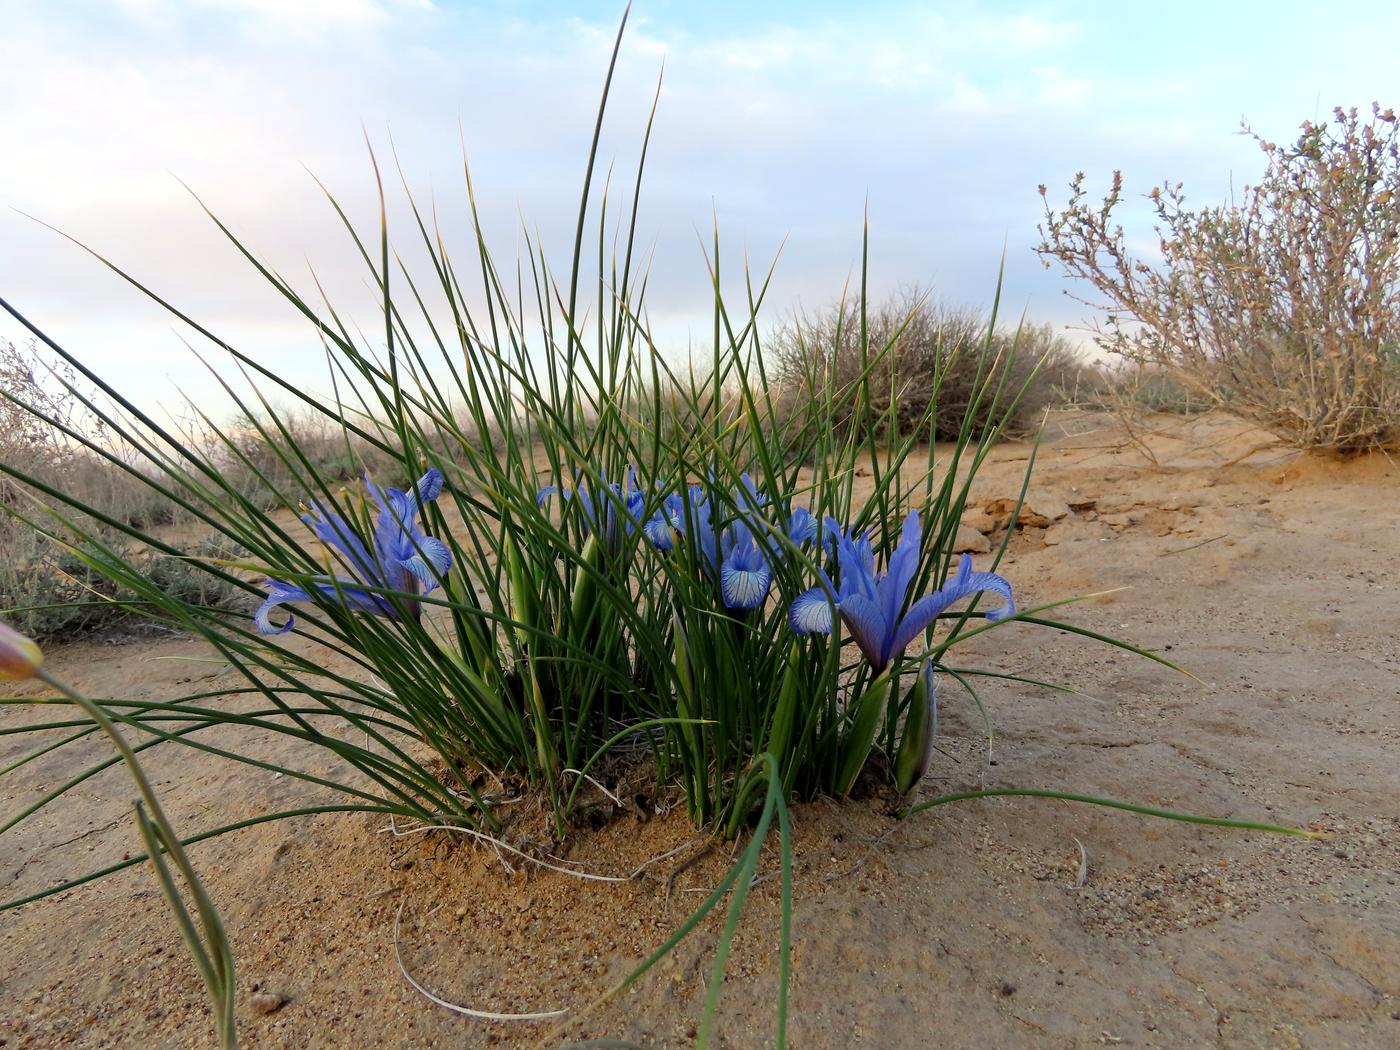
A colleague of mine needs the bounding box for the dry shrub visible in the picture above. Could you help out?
[1039,103,1400,454]
[213,410,401,509]
[769,287,1085,442]
[1057,360,1212,416]
[1,339,247,639]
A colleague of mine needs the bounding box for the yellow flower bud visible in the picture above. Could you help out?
[0,621,44,681]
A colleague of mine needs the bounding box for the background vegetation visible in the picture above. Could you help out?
[1039,103,1400,454]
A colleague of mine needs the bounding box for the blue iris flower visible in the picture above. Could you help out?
[538,468,819,611]
[789,509,1014,670]
[641,489,687,552]
[255,468,452,635]
[673,475,818,611]
[537,468,648,552]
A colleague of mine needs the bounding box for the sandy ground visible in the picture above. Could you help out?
[2,409,1398,1049]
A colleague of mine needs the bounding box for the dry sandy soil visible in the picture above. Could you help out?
[3,410,1398,1049]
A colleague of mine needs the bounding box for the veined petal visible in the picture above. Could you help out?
[789,586,835,634]
[878,510,922,630]
[947,553,1016,621]
[787,507,817,546]
[887,554,1016,656]
[721,561,772,609]
[303,505,378,580]
[317,580,396,619]
[373,505,415,570]
[255,580,313,635]
[410,467,445,510]
[837,533,878,604]
[401,535,453,592]
[837,593,891,671]
[643,513,676,551]
[888,591,958,663]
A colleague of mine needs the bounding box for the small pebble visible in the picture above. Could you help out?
[250,992,285,1016]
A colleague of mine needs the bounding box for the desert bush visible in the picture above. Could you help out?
[213,409,402,509]
[0,518,248,640]
[1039,103,1400,453]
[1121,368,1211,415]
[0,522,122,637]
[0,339,88,498]
[769,288,1086,443]
[1057,361,1211,416]
[1,338,243,637]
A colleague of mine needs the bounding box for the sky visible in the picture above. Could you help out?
[3,0,1399,418]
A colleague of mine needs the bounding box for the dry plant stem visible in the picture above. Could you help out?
[392,897,568,1022]
[33,668,237,1049]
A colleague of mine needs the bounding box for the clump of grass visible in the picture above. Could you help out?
[1039,103,1400,454]
[769,286,1086,443]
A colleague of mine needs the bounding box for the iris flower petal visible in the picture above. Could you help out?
[254,580,311,635]
[410,468,445,510]
[878,510,922,631]
[888,554,1015,656]
[887,592,958,658]
[787,507,817,546]
[948,553,1016,621]
[257,468,450,635]
[255,577,387,633]
[643,513,676,551]
[721,562,772,609]
[302,505,379,580]
[836,533,878,605]
[837,593,889,670]
[789,587,835,634]
[401,536,453,591]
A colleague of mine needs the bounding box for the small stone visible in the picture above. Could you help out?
[967,496,1070,532]
[250,992,285,1016]
[951,524,991,554]
[1020,497,1070,528]
[961,507,1003,535]
[999,980,1017,997]
[980,498,1020,530]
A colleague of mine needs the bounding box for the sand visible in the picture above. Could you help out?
[3,409,1398,1048]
